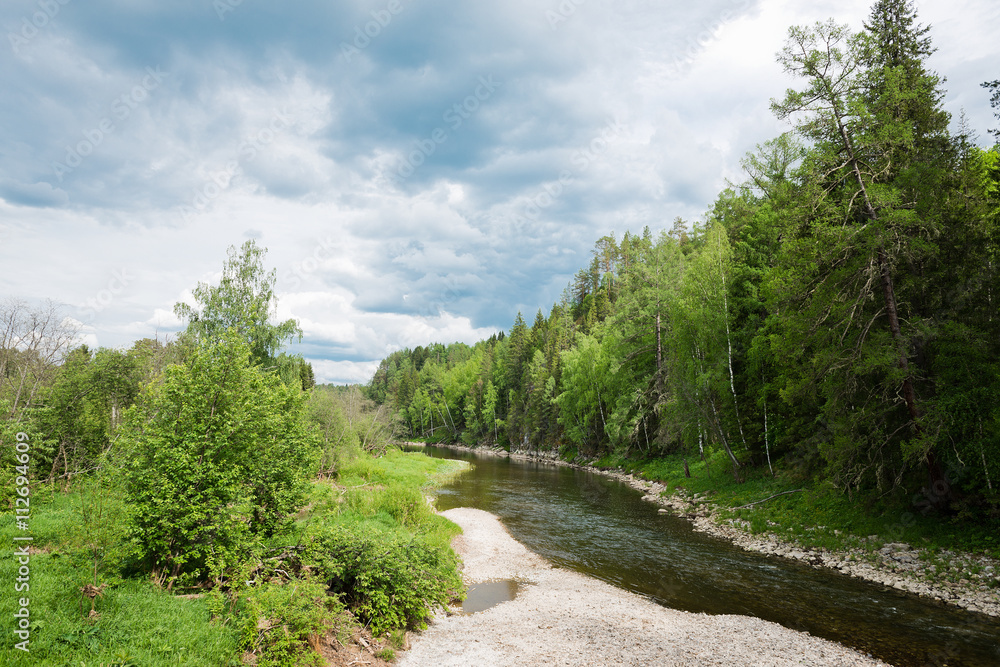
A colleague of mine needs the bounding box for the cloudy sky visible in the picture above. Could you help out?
[1,0,997,384]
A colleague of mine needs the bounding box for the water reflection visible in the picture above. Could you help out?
[461,580,522,614]
[416,445,1000,667]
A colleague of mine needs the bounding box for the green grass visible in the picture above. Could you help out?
[0,447,472,666]
[0,508,239,666]
[301,448,468,544]
[275,448,468,636]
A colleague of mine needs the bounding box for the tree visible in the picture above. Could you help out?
[664,224,743,479]
[984,79,1000,141]
[174,240,301,367]
[118,332,318,585]
[275,352,315,391]
[771,17,952,500]
[740,133,804,201]
[600,231,677,455]
[555,333,613,454]
[1,298,78,423]
[33,347,143,483]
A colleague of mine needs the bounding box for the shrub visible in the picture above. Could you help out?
[236,579,342,667]
[116,333,319,585]
[301,525,463,635]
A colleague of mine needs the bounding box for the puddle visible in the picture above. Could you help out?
[461,579,521,614]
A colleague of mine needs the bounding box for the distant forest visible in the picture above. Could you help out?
[368,0,1000,514]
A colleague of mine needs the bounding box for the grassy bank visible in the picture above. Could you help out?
[588,446,1000,567]
[0,448,469,666]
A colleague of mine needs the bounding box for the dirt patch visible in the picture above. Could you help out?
[398,507,888,666]
[320,625,395,667]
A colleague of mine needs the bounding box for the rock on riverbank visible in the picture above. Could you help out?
[398,507,889,667]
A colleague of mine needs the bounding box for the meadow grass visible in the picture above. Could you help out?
[0,521,239,666]
[0,447,471,666]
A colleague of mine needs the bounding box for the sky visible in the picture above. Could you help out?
[1,0,998,384]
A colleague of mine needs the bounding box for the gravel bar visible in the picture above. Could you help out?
[399,507,890,667]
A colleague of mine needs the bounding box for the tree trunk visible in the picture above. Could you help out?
[764,396,774,478]
[720,265,747,450]
[710,396,741,482]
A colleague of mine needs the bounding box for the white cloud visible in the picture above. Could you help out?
[1,0,997,383]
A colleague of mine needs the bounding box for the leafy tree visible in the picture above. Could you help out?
[599,231,676,455]
[274,352,316,391]
[862,0,951,172]
[174,240,301,367]
[118,332,318,585]
[555,333,614,454]
[33,347,142,483]
[662,224,743,479]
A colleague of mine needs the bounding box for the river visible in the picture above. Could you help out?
[413,444,1000,667]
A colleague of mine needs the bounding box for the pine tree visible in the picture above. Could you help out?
[771,15,955,502]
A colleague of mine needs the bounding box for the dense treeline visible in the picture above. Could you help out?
[370,0,1000,515]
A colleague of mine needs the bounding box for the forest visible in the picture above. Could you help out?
[368,3,1000,524]
[1,1,999,664]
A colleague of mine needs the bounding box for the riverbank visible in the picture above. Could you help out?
[399,507,889,666]
[406,442,1000,618]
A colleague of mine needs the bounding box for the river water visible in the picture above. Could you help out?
[414,444,1000,667]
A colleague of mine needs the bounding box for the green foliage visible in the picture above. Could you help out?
[65,474,130,589]
[300,524,462,635]
[236,579,342,667]
[365,0,999,524]
[275,352,316,391]
[306,385,396,476]
[174,239,302,366]
[31,346,144,482]
[117,332,319,583]
[555,333,613,453]
[286,450,466,635]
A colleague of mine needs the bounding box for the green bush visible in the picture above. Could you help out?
[299,523,463,635]
[236,579,342,667]
[116,332,320,585]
